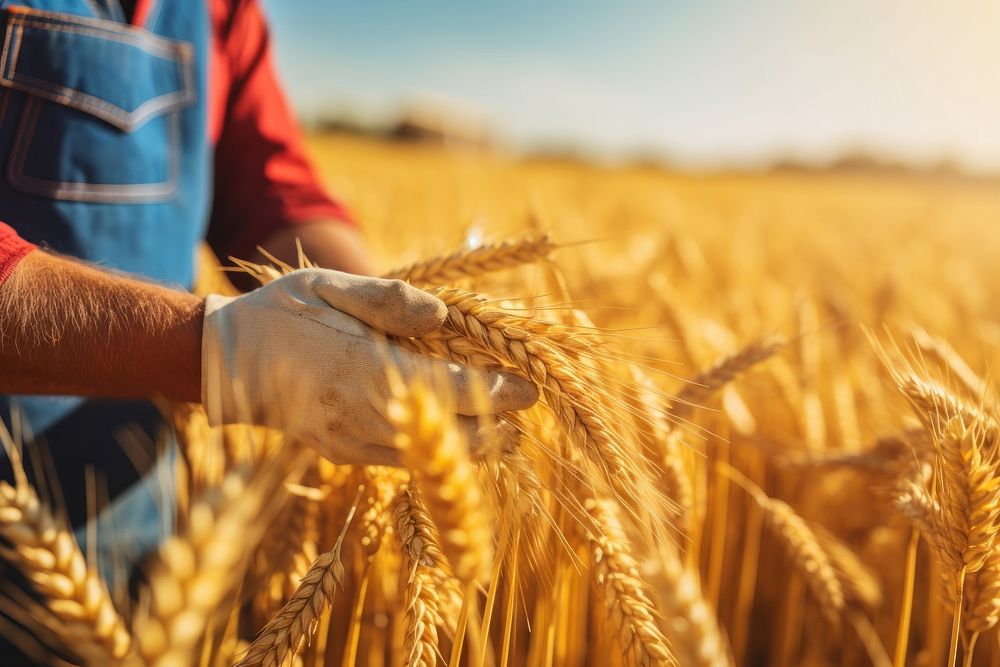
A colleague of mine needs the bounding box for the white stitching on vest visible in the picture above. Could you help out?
[8,95,180,203]
[0,15,194,131]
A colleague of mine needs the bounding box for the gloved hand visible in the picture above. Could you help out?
[201,269,538,466]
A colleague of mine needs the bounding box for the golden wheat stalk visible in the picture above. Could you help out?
[628,365,693,527]
[0,480,131,663]
[404,286,665,532]
[908,325,985,400]
[892,404,1000,582]
[895,475,952,573]
[134,443,306,667]
[654,544,736,667]
[726,464,893,665]
[337,469,399,665]
[358,471,399,562]
[811,523,883,610]
[393,486,454,666]
[961,544,1000,635]
[721,465,844,624]
[671,335,786,418]
[659,429,694,526]
[388,374,492,585]
[881,357,1000,643]
[236,480,362,667]
[402,568,442,667]
[936,418,1000,575]
[478,433,549,573]
[248,480,320,625]
[889,371,998,454]
[494,447,544,522]
[585,498,680,667]
[385,234,556,285]
[0,428,131,664]
[917,494,1000,666]
[240,550,345,667]
[763,497,846,623]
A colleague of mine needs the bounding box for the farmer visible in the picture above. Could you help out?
[0,0,537,658]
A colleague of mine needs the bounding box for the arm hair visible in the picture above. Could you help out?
[0,250,204,402]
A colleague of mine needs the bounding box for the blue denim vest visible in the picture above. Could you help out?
[0,0,210,582]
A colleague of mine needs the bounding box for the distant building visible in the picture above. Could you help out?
[391,99,493,150]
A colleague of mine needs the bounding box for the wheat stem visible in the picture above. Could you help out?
[706,441,730,610]
[341,562,371,667]
[499,532,520,667]
[478,521,513,664]
[894,528,919,667]
[448,582,475,667]
[847,609,892,667]
[963,631,980,667]
[949,566,967,667]
[731,466,765,662]
[776,575,805,667]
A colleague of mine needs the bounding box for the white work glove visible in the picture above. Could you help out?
[201,269,538,466]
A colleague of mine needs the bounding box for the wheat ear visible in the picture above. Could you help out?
[249,481,320,625]
[495,447,545,522]
[0,428,130,664]
[394,486,455,666]
[0,482,131,663]
[891,372,998,456]
[385,233,556,285]
[893,397,1000,579]
[236,481,363,667]
[961,544,1000,634]
[586,498,677,667]
[671,336,785,417]
[883,361,1000,617]
[721,465,845,625]
[134,449,304,667]
[358,471,399,562]
[812,523,883,610]
[936,418,1000,575]
[389,376,492,585]
[653,539,735,667]
[764,498,846,621]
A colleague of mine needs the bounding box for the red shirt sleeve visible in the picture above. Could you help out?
[0,223,36,285]
[205,0,354,263]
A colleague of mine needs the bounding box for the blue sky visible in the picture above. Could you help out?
[261,1,1000,170]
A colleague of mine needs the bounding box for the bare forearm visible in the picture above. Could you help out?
[0,251,204,402]
[259,221,378,276]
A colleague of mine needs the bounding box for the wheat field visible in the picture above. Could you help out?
[5,134,1000,666]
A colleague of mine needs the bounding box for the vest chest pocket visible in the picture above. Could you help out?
[0,6,195,203]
